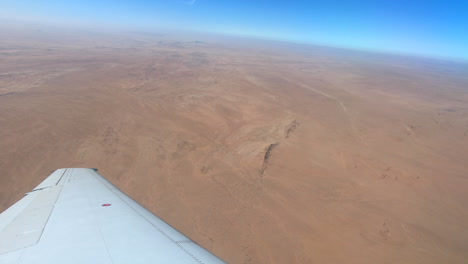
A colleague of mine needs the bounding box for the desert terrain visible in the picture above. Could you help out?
[1,23,468,263]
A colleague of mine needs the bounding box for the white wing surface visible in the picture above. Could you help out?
[0,168,225,264]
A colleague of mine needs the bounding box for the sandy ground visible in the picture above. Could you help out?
[1,23,468,263]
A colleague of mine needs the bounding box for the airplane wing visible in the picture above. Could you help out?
[0,168,225,264]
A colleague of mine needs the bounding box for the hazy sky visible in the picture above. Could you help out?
[1,0,467,60]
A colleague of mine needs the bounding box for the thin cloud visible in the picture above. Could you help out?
[186,0,196,5]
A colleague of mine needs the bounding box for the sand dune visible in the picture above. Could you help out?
[1,24,468,263]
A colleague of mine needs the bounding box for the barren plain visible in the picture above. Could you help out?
[1,23,468,263]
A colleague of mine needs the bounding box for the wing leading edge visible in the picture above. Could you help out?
[0,168,225,264]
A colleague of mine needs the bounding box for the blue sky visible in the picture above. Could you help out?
[1,0,467,60]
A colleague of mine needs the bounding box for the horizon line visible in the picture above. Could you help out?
[1,16,467,64]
